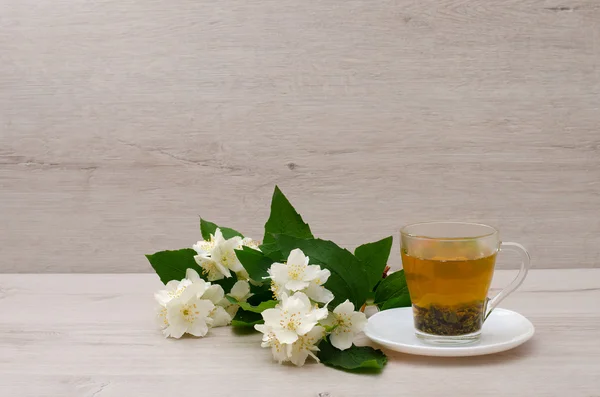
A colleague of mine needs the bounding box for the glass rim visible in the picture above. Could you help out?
[400,221,499,241]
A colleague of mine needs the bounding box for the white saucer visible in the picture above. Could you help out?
[364,307,534,357]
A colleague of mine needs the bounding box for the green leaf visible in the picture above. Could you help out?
[247,283,273,303]
[145,249,202,284]
[200,218,244,240]
[354,236,393,290]
[235,246,274,282]
[226,296,277,313]
[374,270,412,310]
[263,186,313,245]
[257,242,284,262]
[317,340,387,371]
[231,309,263,327]
[273,235,370,309]
[380,294,412,310]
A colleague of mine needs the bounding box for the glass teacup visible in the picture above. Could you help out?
[400,222,530,345]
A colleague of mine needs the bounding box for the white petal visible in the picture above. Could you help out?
[163,322,187,339]
[202,284,225,304]
[302,265,322,281]
[286,249,307,267]
[164,305,188,337]
[165,298,183,313]
[188,319,209,337]
[196,256,227,281]
[304,283,334,304]
[312,307,329,321]
[213,237,242,269]
[350,312,368,332]
[192,241,208,255]
[185,268,201,281]
[296,320,318,336]
[178,279,193,290]
[289,292,312,311]
[227,258,244,273]
[230,280,251,301]
[218,297,232,308]
[285,279,310,291]
[235,269,250,281]
[214,261,232,278]
[315,268,331,285]
[195,299,216,317]
[270,281,288,301]
[225,305,239,318]
[261,308,283,326]
[330,331,354,350]
[210,306,232,327]
[288,326,325,366]
[280,293,309,316]
[254,324,269,334]
[319,312,337,327]
[288,348,310,367]
[271,345,289,364]
[213,229,225,244]
[273,328,299,344]
[306,325,326,341]
[226,235,243,249]
[268,263,290,284]
[194,253,208,265]
[165,280,180,291]
[279,292,290,304]
[179,282,207,301]
[242,237,261,251]
[156,306,169,329]
[154,290,171,306]
[333,300,355,315]
[305,306,328,324]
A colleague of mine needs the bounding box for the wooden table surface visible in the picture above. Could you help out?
[1,270,599,397]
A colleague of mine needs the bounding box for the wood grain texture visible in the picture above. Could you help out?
[1,0,599,272]
[0,271,599,396]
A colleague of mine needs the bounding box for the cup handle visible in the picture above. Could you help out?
[485,242,530,320]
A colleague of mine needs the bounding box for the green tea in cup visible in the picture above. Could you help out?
[401,222,530,344]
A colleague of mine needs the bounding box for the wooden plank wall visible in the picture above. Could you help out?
[1,0,599,272]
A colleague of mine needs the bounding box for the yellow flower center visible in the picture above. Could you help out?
[168,288,185,299]
[198,240,215,251]
[280,310,301,331]
[288,263,304,280]
[181,303,200,322]
[202,261,219,277]
[159,307,168,326]
[336,313,352,333]
[266,331,282,352]
[271,281,280,299]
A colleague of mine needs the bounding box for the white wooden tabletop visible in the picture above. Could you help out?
[1,270,599,397]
